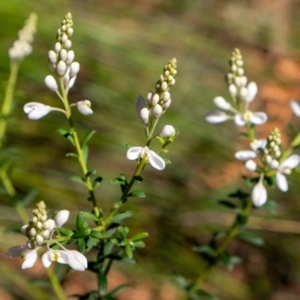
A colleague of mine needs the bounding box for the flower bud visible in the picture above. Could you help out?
[159,125,175,138]
[77,100,93,115]
[162,92,170,102]
[252,179,267,207]
[45,75,58,92]
[60,49,67,61]
[151,93,160,106]
[57,60,67,76]
[161,81,168,91]
[140,108,150,125]
[163,99,171,110]
[54,42,62,52]
[213,96,231,110]
[61,34,68,43]
[66,50,75,64]
[64,40,72,49]
[48,50,57,63]
[147,92,153,105]
[239,87,248,98]
[153,104,163,117]
[36,235,44,245]
[55,210,70,227]
[70,62,80,77]
[29,227,36,237]
[228,84,237,97]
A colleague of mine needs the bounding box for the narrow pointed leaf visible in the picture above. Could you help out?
[127,190,145,198]
[70,175,86,184]
[82,129,96,147]
[238,231,264,246]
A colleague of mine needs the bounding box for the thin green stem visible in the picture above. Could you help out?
[46,266,68,300]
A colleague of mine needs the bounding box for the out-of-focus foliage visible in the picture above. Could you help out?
[1,0,300,299]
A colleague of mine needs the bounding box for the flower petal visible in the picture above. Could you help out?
[55,210,70,227]
[280,154,300,170]
[7,245,28,257]
[290,100,300,117]
[235,150,256,161]
[252,180,267,207]
[22,250,38,269]
[24,102,51,120]
[77,100,93,115]
[234,114,246,126]
[67,250,87,271]
[250,112,267,125]
[41,252,52,268]
[276,172,288,192]
[244,82,257,102]
[250,139,267,152]
[205,111,230,124]
[148,150,165,170]
[126,147,143,160]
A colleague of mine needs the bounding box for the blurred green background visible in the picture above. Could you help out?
[1,0,300,299]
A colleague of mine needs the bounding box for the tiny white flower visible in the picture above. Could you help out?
[252,175,268,207]
[77,100,93,115]
[54,210,70,228]
[7,245,38,269]
[235,150,257,161]
[41,249,69,268]
[159,125,175,138]
[234,111,267,126]
[276,154,300,192]
[290,100,300,117]
[204,111,230,124]
[127,146,165,170]
[24,102,52,120]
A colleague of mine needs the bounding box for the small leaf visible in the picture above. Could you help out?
[76,212,89,231]
[118,226,129,239]
[125,244,133,258]
[127,190,145,198]
[163,158,171,164]
[4,224,21,234]
[77,238,86,253]
[90,230,102,239]
[66,152,78,158]
[72,229,90,239]
[218,200,237,209]
[133,175,143,183]
[57,128,74,145]
[195,289,219,300]
[70,175,86,184]
[263,199,277,215]
[124,142,132,149]
[85,169,96,178]
[238,231,264,246]
[82,129,96,147]
[133,241,145,248]
[131,232,148,242]
[98,273,107,296]
[237,214,248,226]
[55,227,74,236]
[111,211,134,223]
[105,284,129,297]
[82,144,89,163]
[192,245,215,256]
[83,212,99,222]
[93,177,103,189]
[229,189,249,200]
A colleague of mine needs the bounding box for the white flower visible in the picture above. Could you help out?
[234,111,267,126]
[7,245,38,269]
[290,100,300,117]
[41,249,87,271]
[24,102,66,120]
[252,175,268,207]
[127,146,165,170]
[77,100,93,115]
[235,139,266,161]
[55,210,70,227]
[276,155,300,192]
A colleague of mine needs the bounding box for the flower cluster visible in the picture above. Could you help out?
[7,201,87,271]
[128,58,178,170]
[236,128,300,206]
[205,49,267,126]
[9,13,37,61]
[23,13,92,120]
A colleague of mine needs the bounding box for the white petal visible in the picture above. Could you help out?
[244,82,257,102]
[252,181,268,207]
[205,111,230,123]
[23,102,51,120]
[234,114,246,126]
[7,245,28,257]
[67,250,87,271]
[77,100,93,115]
[276,172,288,192]
[213,96,231,110]
[280,155,300,170]
[290,100,300,117]
[235,150,257,161]
[250,112,268,125]
[126,147,143,160]
[41,252,52,268]
[55,210,70,227]
[22,250,38,269]
[245,160,257,171]
[148,150,165,170]
[68,76,77,89]
[250,139,267,152]
[159,125,175,138]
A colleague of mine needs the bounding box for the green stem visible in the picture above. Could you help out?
[59,78,99,217]
[46,266,68,300]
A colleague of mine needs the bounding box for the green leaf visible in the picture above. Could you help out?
[82,129,96,147]
[57,128,74,145]
[93,176,103,189]
[192,245,215,256]
[111,211,134,223]
[131,232,148,242]
[124,142,132,149]
[83,212,99,222]
[77,238,86,253]
[105,284,129,297]
[19,189,39,206]
[4,224,21,234]
[118,226,129,239]
[195,289,219,300]
[218,200,237,209]
[133,175,143,183]
[70,175,86,184]
[86,237,99,252]
[85,169,96,178]
[76,212,89,230]
[72,229,90,239]
[237,231,264,246]
[163,158,171,164]
[229,189,249,200]
[133,241,145,248]
[90,230,102,239]
[127,190,145,198]
[98,273,107,296]
[82,144,89,163]
[125,244,133,258]
[55,227,74,236]
[237,214,248,226]
[66,152,78,158]
[263,199,277,215]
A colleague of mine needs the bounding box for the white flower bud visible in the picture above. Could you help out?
[151,94,160,106]
[36,221,43,229]
[70,62,80,77]
[140,107,150,125]
[29,227,36,237]
[48,50,57,63]
[42,230,50,238]
[54,42,62,52]
[32,216,37,223]
[163,99,171,110]
[231,65,237,72]
[169,78,176,85]
[21,225,28,235]
[245,160,257,171]
[64,40,72,49]
[77,100,93,115]
[60,49,67,61]
[153,104,163,117]
[57,60,67,75]
[55,210,70,228]
[45,75,58,92]
[168,75,174,82]
[147,92,153,105]
[213,96,231,110]
[270,160,279,169]
[61,34,68,43]
[163,92,171,102]
[240,76,247,86]
[236,59,243,67]
[234,76,242,87]
[67,27,74,36]
[66,50,75,64]
[252,179,267,207]
[228,84,237,97]
[36,235,44,245]
[237,68,244,76]
[161,81,168,91]
[239,87,248,98]
[159,125,175,138]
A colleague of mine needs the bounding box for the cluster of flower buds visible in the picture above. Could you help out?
[47,12,79,91]
[7,201,87,271]
[205,49,267,127]
[235,128,300,206]
[9,13,37,61]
